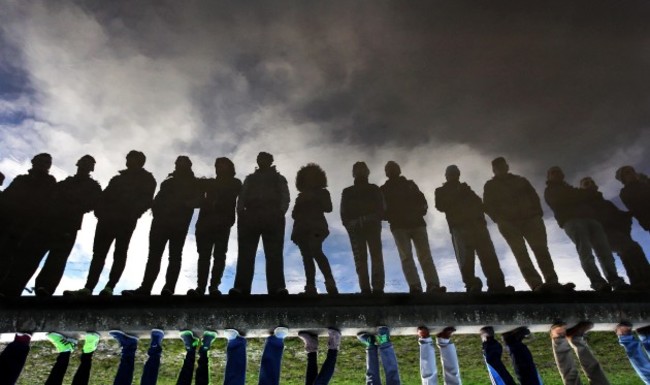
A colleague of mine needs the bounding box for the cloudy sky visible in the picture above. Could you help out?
[1,0,649,295]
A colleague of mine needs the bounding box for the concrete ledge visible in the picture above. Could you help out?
[1,291,648,338]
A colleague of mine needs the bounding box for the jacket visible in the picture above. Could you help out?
[340,179,384,227]
[94,168,157,222]
[544,180,594,228]
[151,170,201,228]
[291,188,332,242]
[196,176,242,231]
[483,173,543,223]
[380,176,427,229]
[435,181,486,228]
[237,166,289,218]
[620,180,650,231]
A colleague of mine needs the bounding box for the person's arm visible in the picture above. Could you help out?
[322,189,333,213]
[279,174,290,215]
[482,181,499,222]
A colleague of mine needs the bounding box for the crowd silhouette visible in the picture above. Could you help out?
[0,151,649,297]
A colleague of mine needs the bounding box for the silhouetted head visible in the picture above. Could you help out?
[215,157,235,178]
[579,177,598,191]
[257,152,274,169]
[0,171,4,187]
[616,165,638,185]
[546,166,564,183]
[384,161,401,179]
[76,155,96,175]
[445,165,460,182]
[175,155,193,173]
[352,161,370,179]
[491,157,509,177]
[31,153,52,173]
[126,150,146,170]
[296,163,327,192]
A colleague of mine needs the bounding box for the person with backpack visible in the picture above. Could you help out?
[381,161,445,294]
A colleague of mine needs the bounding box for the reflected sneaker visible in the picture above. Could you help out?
[436,326,456,340]
[201,330,218,351]
[63,288,92,297]
[99,286,113,296]
[35,287,52,297]
[636,325,650,337]
[566,321,594,338]
[377,326,391,345]
[327,328,341,351]
[273,326,289,339]
[417,326,431,340]
[223,329,240,341]
[298,331,319,353]
[47,332,77,353]
[180,330,199,350]
[550,321,567,339]
[615,321,633,336]
[502,326,530,343]
[357,332,375,347]
[480,326,495,342]
[109,330,138,349]
[83,332,101,354]
[160,288,174,296]
[122,287,150,296]
[187,288,204,297]
[150,329,164,348]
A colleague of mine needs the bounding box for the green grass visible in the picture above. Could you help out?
[12,332,644,385]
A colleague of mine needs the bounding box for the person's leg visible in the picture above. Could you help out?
[502,327,542,385]
[105,220,137,291]
[162,227,189,294]
[451,226,481,291]
[44,332,77,385]
[609,231,650,289]
[34,231,77,295]
[411,227,443,291]
[71,332,100,385]
[233,220,260,294]
[313,329,341,385]
[357,332,381,385]
[261,217,286,294]
[417,327,438,385]
[140,329,164,385]
[258,327,287,385]
[391,228,422,292]
[498,220,544,290]
[566,322,611,385]
[194,230,215,294]
[110,330,138,385]
[0,333,31,385]
[2,230,50,296]
[347,225,371,293]
[522,216,560,285]
[310,238,338,294]
[616,323,650,385]
[480,327,517,385]
[377,327,401,385]
[140,221,169,293]
[437,331,462,385]
[550,323,583,385]
[195,331,217,385]
[638,327,650,358]
[298,331,319,385]
[85,219,115,291]
[298,241,318,293]
[365,222,386,293]
[175,330,198,385]
[224,329,247,385]
[563,219,609,290]
[472,223,507,290]
[587,219,625,288]
[209,227,231,294]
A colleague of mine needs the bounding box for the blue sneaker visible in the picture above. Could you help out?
[273,326,289,339]
[357,332,376,347]
[377,326,391,345]
[180,330,199,350]
[201,330,217,351]
[109,330,138,350]
[150,329,164,348]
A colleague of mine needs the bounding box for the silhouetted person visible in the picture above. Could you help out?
[230,152,290,296]
[340,162,385,295]
[65,150,156,296]
[291,163,338,295]
[0,153,57,295]
[7,155,102,297]
[188,157,242,297]
[484,157,573,293]
[544,166,628,292]
[579,176,650,290]
[381,161,445,294]
[123,156,200,297]
[434,165,512,293]
[617,165,650,235]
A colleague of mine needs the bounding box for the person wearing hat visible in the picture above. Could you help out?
[435,165,513,293]
[65,150,157,297]
[483,157,574,293]
[123,155,201,297]
[230,151,290,296]
[381,161,445,295]
[617,165,650,235]
[0,153,57,296]
[544,166,629,292]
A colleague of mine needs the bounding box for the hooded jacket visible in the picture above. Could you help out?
[196,176,242,231]
[435,181,486,228]
[237,166,290,218]
[94,168,157,222]
[340,178,384,227]
[483,173,543,223]
[381,176,427,229]
[151,170,201,228]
